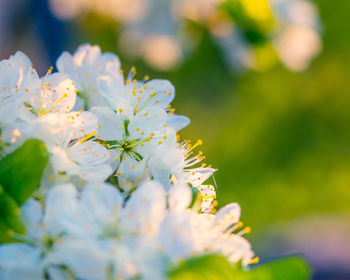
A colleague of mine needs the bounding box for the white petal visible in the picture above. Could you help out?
[91,106,124,140]
[167,114,190,131]
[0,244,42,280]
[117,156,146,181]
[44,239,107,280]
[168,183,192,212]
[36,73,76,114]
[76,164,113,181]
[66,111,98,139]
[214,203,241,231]
[44,184,87,236]
[81,182,123,226]
[56,52,81,90]
[122,180,166,236]
[158,213,194,262]
[67,141,109,166]
[148,155,171,189]
[129,106,167,137]
[20,199,43,239]
[49,145,77,175]
[139,79,175,109]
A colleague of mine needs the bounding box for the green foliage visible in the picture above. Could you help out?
[169,254,310,280]
[0,139,49,205]
[0,190,25,243]
[244,256,311,280]
[0,139,49,243]
[169,254,238,280]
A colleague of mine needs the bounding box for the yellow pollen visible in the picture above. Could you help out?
[249,257,260,265]
[236,221,243,228]
[121,126,125,130]
[117,172,122,176]
[131,66,136,75]
[131,166,135,169]
[115,158,120,162]
[80,130,97,143]
[244,226,252,234]
[119,108,123,113]
[163,136,167,139]
[158,141,163,145]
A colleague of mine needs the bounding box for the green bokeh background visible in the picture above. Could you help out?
[73,0,350,240]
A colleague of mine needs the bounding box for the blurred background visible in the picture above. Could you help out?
[1,0,349,279]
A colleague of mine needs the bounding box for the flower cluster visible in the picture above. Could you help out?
[0,45,256,280]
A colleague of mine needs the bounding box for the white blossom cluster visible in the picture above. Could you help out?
[49,0,322,71]
[0,45,256,280]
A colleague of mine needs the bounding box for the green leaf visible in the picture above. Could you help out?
[169,254,237,280]
[0,139,49,243]
[243,256,311,280]
[0,192,25,243]
[0,139,49,205]
[169,254,310,280]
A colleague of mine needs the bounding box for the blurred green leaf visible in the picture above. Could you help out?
[169,254,237,280]
[244,256,311,280]
[0,191,25,243]
[169,254,310,280]
[0,139,49,205]
[0,139,49,243]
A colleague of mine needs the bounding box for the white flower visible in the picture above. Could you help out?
[149,139,216,192]
[31,112,112,182]
[43,239,109,280]
[271,0,322,71]
[92,105,176,184]
[98,71,190,130]
[44,182,122,238]
[0,52,39,125]
[17,70,77,124]
[56,43,123,109]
